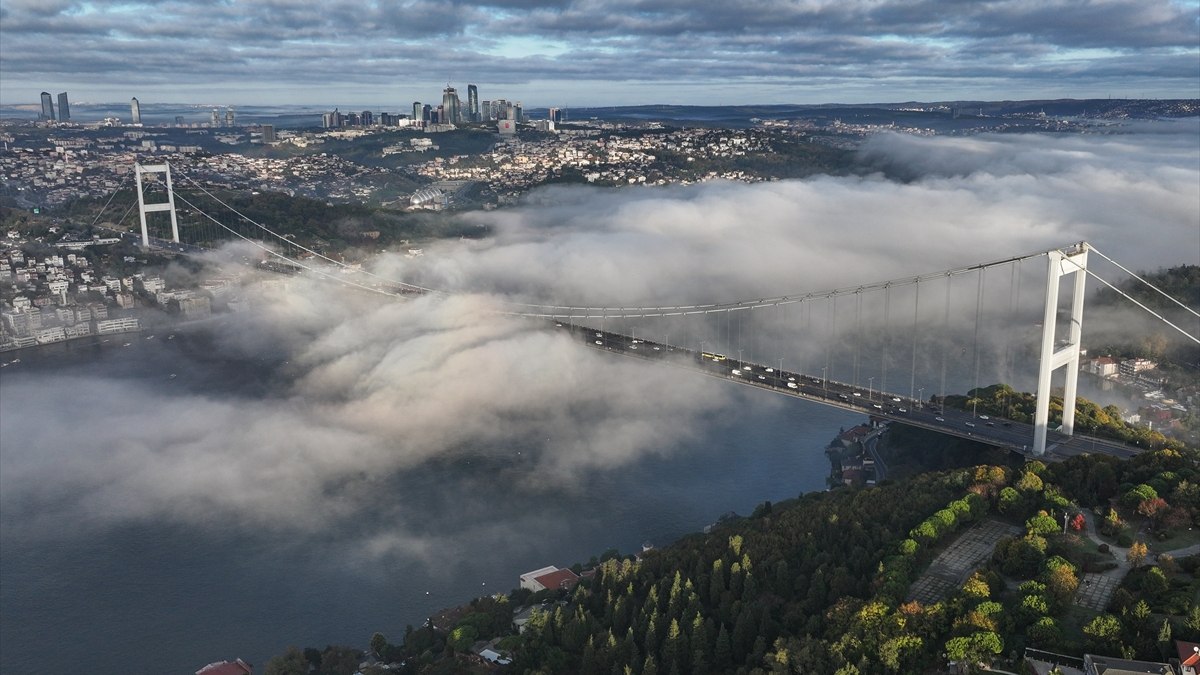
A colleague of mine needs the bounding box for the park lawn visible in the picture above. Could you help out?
[1148,527,1200,553]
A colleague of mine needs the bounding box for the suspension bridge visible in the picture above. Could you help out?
[92,162,1200,460]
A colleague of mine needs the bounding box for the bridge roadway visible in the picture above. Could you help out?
[562,323,1140,462]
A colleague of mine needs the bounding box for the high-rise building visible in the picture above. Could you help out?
[322,108,343,128]
[360,110,373,126]
[422,104,432,123]
[261,124,276,143]
[412,101,422,123]
[224,107,235,127]
[130,97,142,125]
[40,92,55,121]
[211,109,220,126]
[548,107,561,124]
[514,102,523,123]
[480,100,492,121]
[467,84,479,122]
[174,115,185,126]
[56,92,70,122]
[441,85,460,125]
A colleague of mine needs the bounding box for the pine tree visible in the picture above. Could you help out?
[714,624,733,671]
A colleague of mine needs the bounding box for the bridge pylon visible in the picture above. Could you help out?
[135,162,180,248]
[1033,242,1089,456]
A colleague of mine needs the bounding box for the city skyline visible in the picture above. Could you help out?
[1,0,1197,107]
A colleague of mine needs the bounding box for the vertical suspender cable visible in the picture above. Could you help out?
[910,279,920,402]
[940,273,951,411]
[972,267,985,406]
[882,284,891,394]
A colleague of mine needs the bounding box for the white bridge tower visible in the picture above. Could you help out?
[135,162,179,248]
[1032,242,1089,456]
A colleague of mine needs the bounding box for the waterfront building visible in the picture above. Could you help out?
[40,92,55,121]
[57,92,70,122]
[130,97,142,125]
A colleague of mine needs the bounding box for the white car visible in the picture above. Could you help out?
[891,397,901,402]
[979,415,990,420]
[731,369,742,376]
[852,392,861,397]
[787,382,798,389]
[594,340,603,345]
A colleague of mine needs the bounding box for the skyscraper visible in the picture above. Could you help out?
[210,108,219,126]
[480,100,491,121]
[57,92,70,122]
[412,101,422,124]
[467,84,479,123]
[442,85,460,125]
[548,107,561,124]
[130,97,142,125]
[225,107,235,127]
[40,92,55,121]
[261,125,276,143]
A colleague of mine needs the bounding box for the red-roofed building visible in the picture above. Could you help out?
[835,425,870,448]
[196,659,252,675]
[519,565,580,592]
[1177,640,1200,675]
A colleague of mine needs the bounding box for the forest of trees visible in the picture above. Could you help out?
[266,439,1199,675]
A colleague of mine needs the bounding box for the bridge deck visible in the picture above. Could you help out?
[562,322,1141,462]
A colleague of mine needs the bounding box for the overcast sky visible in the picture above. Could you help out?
[1,0,1198,107]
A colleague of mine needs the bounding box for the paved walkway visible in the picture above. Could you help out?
[1072,510,1199,612]
[908,519,1022,604]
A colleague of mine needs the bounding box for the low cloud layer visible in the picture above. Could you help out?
[2,128,1197,563]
